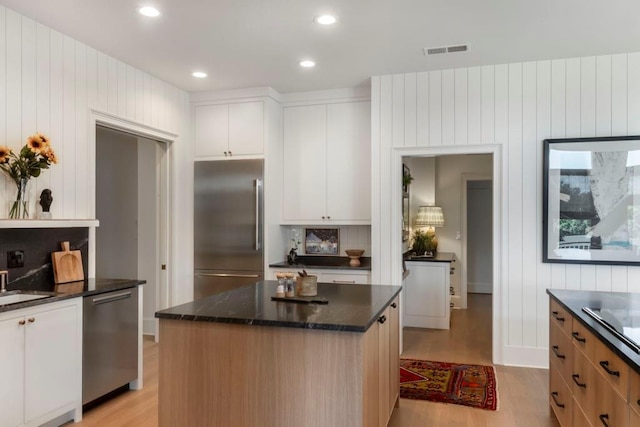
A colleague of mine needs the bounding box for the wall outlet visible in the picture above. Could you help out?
[455,231,461,240]
[7,250,25,268]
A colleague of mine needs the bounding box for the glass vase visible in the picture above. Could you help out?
[9,177,29,219]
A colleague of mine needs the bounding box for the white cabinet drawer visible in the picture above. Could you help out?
[321,272,369,285]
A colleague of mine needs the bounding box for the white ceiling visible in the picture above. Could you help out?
[1,0,639,94]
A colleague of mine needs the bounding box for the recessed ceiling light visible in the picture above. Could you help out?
[138,6,160,17]
[299,60,316,68]
[315,15,337,25]
[192,71,207,78]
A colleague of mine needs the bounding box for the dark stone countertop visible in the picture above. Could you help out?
[155,280,402,333]
[547,289,640,374]
[0,278,145,314]
[269,256,372,271]
[405,252,456,263]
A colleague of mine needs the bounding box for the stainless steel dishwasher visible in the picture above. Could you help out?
[83,288,138,405]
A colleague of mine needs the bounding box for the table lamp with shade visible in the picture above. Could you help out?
[414,205,445,254]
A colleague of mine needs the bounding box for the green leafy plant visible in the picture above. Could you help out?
[402,171,414,188]
[411,229,429,254]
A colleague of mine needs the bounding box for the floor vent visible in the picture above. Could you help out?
[424,44,469,56]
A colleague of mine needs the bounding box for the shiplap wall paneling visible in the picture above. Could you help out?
[536,60,552,347]
[454,68,467,145]
[507,63,524,347]
[404,73,416,147]
[374,53,640,366]
[0,5,193,309]
[521,62,538,348]
[481,66,495,145]
[467,67,481,143]
[549,60,567,291]
[416,72,429,146]
[429,71,442,146]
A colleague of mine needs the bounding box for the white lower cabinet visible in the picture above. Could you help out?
[0,298,82,427]
[403,261,451,329]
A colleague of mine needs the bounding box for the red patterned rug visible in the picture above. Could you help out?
[400,359,498,411]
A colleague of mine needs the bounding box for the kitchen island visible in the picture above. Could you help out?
[155,281,401,427]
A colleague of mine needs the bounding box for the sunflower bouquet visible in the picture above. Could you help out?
[0,133,58,218]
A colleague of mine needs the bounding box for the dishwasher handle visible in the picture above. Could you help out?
[91,291,133,305]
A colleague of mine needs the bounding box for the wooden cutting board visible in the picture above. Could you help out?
[52,241,84,284]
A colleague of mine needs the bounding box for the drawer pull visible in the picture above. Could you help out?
[598,361,620,377]
[551,311,565,322]
[599,414,609,427]
[378,315,387,324]
[571,331,586,343]
[637,399,640,407]
[571,374,586,388]
[551,346,565,359]
[550,391,565,408]
[391,303,397,308]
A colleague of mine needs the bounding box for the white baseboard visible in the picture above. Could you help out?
[502,345,549,369]
[143,317,157,336]
[468,282,492,294]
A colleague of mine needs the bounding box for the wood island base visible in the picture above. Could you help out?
[158,297,399,427]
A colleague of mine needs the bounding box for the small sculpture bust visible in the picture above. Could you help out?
[39,189,53,212]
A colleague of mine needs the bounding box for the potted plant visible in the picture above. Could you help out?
[411,229,429,255]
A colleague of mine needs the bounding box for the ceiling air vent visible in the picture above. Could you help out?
[425,47,447,56]
[424,44,469,56]
[447,45,468,53]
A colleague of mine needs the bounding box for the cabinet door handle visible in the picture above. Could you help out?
[391,302,397,308]
[18,320,25,325]
[28,317,35,323]
[378,315,387,324]
[322,216,325,220]
[552,345,565,360]
[550,391,565,408]
[571,374,586,388]
[228,151,232,156]
[599,361,620,377]
[599,414,609,427]
[224,151,228,156]
[551,311,565,322]
[571,331,586,343]
[327,216,331,220]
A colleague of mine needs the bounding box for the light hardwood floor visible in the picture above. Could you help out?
[73,294,558,427]
[389,294,559,427]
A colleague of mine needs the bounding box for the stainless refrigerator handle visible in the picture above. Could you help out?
[255,178,262,251]
[196,273,260,278]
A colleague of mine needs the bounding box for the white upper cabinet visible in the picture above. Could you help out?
[194,101,264,158]
[283,105,327,221]
[326,102,371,222]
[282,101,371,224]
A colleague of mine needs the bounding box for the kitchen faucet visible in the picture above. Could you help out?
[0,270,7,292]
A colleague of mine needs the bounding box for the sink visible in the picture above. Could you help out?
[0,291,55,306]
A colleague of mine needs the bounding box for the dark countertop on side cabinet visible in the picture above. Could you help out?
[404,252,455,262]
[0,278,145,313]
[547,289,640,374]
[156,280,401,333]
[269,255,371,270]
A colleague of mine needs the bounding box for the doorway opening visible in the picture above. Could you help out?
[95,125,167,337]
[398,150,498,364]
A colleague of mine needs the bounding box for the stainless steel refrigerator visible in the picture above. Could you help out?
[194,159,263,300]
